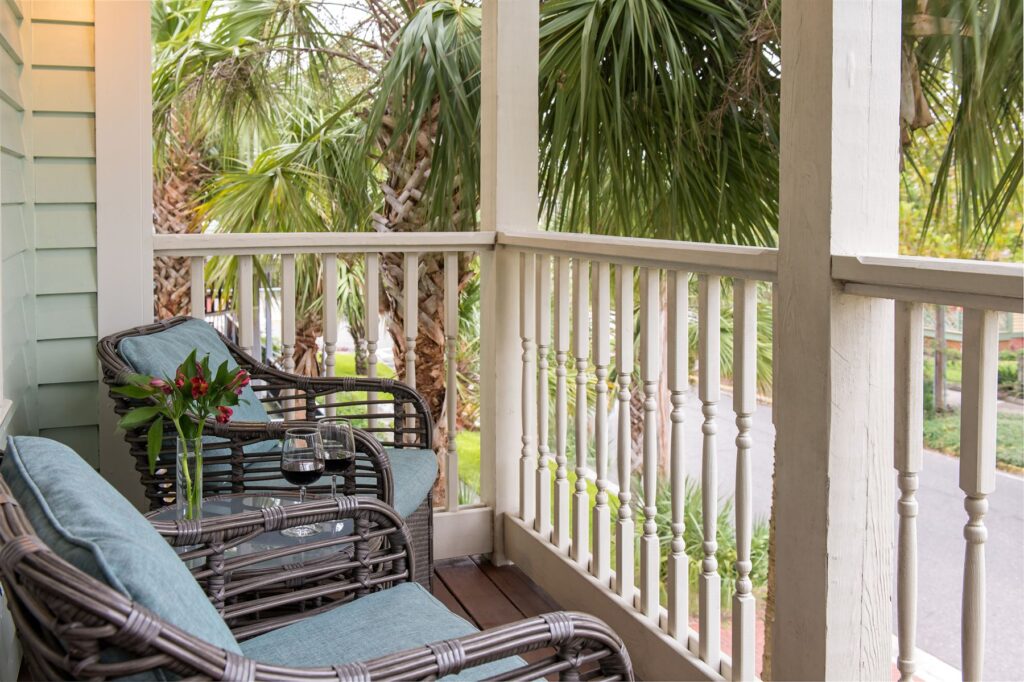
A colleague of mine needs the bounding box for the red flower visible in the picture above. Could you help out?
[233,370,250,388]
[175,371,186,389]
[149,378,173,395]
[216,405,233,424]
[190,376,209,399]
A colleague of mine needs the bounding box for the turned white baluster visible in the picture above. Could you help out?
[536,255,553,536]
[639,267,660,619]
[591,261,611,584]
[236,255,254,357]
[402,253,418,445]
[698,274,721,668]
[960,308,997,682]
[571,258,590,567]
[894,301,923,682]
[553,256,572,552]
[731,278,756,680]
[520,252,537,525]
[615,264,635,601]
[365,254,380,430]
[190,256,205,319]
[444,252,460,513]
[667,270,689,641]
[323,254,339,416]
[281,255,296,373]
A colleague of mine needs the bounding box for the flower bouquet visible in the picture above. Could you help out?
[112,350,251,520]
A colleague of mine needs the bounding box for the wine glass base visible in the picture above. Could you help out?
[281,523,322,538]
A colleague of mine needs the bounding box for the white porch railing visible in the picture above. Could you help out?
[153,231,1023,681]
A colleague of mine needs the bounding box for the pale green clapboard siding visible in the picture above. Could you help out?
[0,48,22,108]
[31,22,92,68]
[36,247,96,295]
[37,337,97,383]
[36,293,96,340]
[0,0,22,60]
[31,1,93,23]
[0,204,26,258]
[37,380,97,429]
[39,425,98,468]
[33,113,94,157]
[0,98,23,154]
[35,203,95,248]
[34,158,95,202]
[0,150,23,203]
[31,68,93,112]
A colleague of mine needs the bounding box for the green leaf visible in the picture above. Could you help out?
[147,417,164,474]
[118,406,162,428]
[111,385,156,399]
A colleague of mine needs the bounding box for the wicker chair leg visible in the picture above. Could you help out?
[406,498,433,589]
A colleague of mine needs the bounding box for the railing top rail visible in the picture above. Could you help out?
[152,231,497,256]
[497,231,779,281]
[833,254,1024,312]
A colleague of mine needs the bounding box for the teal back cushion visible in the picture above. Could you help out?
[117,319,269,424]
[0,436,242,657]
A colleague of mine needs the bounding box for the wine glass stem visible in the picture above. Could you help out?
[299,485,306,504]
[331,474,338,498]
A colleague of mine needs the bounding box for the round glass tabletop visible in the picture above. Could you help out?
[149,494,354,571]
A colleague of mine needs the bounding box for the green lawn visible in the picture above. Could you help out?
[924,410,1024,470]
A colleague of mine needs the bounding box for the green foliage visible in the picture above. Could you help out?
[923,410,1024,469]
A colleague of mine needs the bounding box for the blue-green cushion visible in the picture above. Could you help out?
[240,582,525,679]
[385,448,438,518]
[0,436,241,658]
[117,319,268,424]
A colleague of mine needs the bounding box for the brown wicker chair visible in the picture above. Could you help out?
[98,316,436,587]
[0,474,634,681]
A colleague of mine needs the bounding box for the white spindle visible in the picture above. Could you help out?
[894,301,923,682]
[639,267,660,619]
[571,258,590,567]
[236,255,254,357]
[323,254,338,416]
[445,252,460,513]
[591,261,611,584]
[190,256,204,319]
[959,308,997,681]
[520,252,537,525]
[698,274,721,668]
[667,270,689,641]
[281,255,296,373]
[403,253,418,390]
[535,255,553,536]
[553,256,571,552]
[615,264,635,602]
[731,278,756,680]
[365,254,380,429]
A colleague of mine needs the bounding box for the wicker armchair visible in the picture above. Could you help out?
[0,473,634,681]
[98,316,436,586]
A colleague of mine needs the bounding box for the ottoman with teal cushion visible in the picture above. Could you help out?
[98,316,439,587]
[0,436,631,681]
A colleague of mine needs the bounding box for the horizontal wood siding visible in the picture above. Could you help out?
[1,0,35,436]
[28,2,98,463]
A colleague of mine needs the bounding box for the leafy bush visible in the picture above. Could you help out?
[998,360,1021,397]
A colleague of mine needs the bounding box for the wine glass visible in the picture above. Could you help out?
[280,427,325,538]
[318,418,355,498]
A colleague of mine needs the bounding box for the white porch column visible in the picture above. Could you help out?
[478,0,539,563]
[95,1,153,507]
[772,1,899,678]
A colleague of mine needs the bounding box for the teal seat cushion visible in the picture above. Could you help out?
[385,448,438,518]
[241,582,525,679]
[0,436,241,658]
[117,319,269,425]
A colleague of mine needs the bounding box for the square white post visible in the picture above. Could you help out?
[772,0,900,677]
[478,0,539,563]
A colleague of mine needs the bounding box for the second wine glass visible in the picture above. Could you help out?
[280,427,324,538]
[318,418,355,498]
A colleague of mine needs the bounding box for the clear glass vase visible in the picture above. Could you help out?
[175,435,204,521]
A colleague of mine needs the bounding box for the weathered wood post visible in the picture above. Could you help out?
[772,0,899,678]
[479,0,539,564]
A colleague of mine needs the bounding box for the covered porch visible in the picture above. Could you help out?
[0,0,1021,680]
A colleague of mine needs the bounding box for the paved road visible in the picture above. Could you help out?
[678,395,1024,681]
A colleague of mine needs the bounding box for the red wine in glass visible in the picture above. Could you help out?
[282,460,324,486]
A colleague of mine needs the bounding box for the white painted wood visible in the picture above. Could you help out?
[323,254,338,416]
[280,254,296,373]
[153,231,495,256]
[403,252,419,389]
[614,264,635,602]
[95,0,150,507]
[365,253,380,427]
[639,267,660,620]
[444,252,460,513]
[535,254,552,536]
[697,274,721,667]
[894,301,923,682]
[731,278,756,680]
[236,255,255,357]
[433,507,494,560]
[497,231,777,281]
[666,270,689,642]
[519,251,537,525]
[505,515,720,682]
[553,256,571,552]
[591,260,611,585]
[478,0,538,564]
[189,257,204,319]
[959,308,997,681]
[772,1,900,677]
[571,258,590,567]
